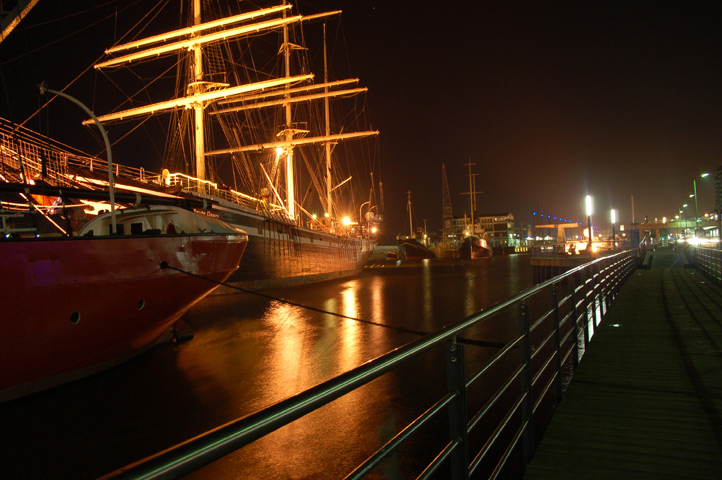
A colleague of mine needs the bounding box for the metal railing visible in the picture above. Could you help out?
[0,120,159,187]
[688,245,722,285]
[100,247,643,480]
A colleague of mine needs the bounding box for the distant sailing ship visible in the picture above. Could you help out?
[396,191,435,261]
[81,1,381,289]
[434,163,459,258]
[460,159,493,259]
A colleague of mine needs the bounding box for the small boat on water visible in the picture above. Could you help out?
[0,199,248,402]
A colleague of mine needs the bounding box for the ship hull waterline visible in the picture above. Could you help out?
[0,232,247,402]
[209,204,376,292]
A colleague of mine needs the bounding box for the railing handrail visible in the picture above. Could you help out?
[99,246,643,480]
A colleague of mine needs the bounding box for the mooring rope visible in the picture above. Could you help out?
[160,261,505,349]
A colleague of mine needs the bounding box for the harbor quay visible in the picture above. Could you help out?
[525,246,722,479]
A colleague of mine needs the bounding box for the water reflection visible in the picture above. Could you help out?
[263,302,314,396]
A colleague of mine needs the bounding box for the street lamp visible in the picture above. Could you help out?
[611,209,617,251]
[693,172,710,236]
[682,205,689,239]
[585,195,593,251]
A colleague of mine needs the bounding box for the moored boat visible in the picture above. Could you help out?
[0,203,248,402]
[398,237,436,261]
[458,159,494,260]
[459,234,493,259]
[76,1,381,290]
[397,191,435,261]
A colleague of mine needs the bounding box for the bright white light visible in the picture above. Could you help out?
[371,226,377,234]
[342,216,351,226]
[275,147,284,156]
[611,209,617,224]
[585,195,593,216]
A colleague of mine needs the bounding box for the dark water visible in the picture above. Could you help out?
[0,254,534,480]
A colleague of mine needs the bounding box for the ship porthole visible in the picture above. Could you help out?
[137,300,145,311]
[70,312,80,324]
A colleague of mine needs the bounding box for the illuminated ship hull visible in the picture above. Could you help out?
[0,207,248,402]
[207,203,375,291]
[459,235,493,260]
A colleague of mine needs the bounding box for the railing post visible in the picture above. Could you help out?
[594,263,602,327]
[582,268,592,350]
[551,283,562,403]
[446,340,469,479]
[596,263,604,324]
[570,274,580,368]
[518,302,535,465]
[602,267,611,312]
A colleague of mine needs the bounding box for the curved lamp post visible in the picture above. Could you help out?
[39,83,117,234]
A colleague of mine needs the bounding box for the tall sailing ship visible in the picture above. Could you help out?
[460,159,493,259]
[84,1,381,289]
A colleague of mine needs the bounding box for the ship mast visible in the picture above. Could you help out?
[192,0,205,180]
[324,24,333,222]
[464,157,477,235]
[88,2,378,221]
[281,0,296,220]
[407,190,414,237]
[441,163,454,240]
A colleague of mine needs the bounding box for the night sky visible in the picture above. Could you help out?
[2,1,721,241]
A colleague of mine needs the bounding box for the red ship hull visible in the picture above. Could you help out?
[0,232,247,402]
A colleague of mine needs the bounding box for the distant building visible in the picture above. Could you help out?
[479,213,515,246]
[448,212,518,246]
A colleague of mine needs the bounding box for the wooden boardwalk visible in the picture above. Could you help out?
[524,246,722,480]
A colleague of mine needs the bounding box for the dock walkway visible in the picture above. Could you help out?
[524,246,722,479]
